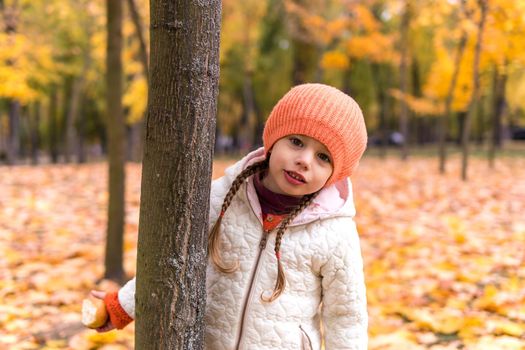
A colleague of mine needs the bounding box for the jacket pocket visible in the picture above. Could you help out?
[299,325,313,350]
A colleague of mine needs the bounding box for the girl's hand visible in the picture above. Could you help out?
[90,290,115,332]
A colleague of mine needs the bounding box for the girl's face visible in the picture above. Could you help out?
[263,135,333,197]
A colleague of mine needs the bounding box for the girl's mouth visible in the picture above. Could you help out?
[284,170,306,185]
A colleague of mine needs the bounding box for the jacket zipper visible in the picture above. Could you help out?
[234,228,269,350]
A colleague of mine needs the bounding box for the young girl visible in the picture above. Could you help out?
[90,83,369,349]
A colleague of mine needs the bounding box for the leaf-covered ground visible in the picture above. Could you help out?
[1,156,524,349]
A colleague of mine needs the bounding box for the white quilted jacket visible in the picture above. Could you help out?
[118,148,368,349]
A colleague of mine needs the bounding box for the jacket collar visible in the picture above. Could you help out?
[223,148,357,227]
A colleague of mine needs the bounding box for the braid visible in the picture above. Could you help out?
[208,157,269,273]
[262,191,320,302]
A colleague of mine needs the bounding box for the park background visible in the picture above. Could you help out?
[1,0,525,349]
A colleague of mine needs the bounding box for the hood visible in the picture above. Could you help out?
[223,147,356,227]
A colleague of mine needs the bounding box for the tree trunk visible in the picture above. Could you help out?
[399,0,411,160]
[126,122,143,162]
[30,102,41,165]
[135,0,221,347]
[126,0,149,83]
[2,0,20,165]
[290,0,318,85]
[125,0,148,162]
[461,0,487,181]
[6,100,21,165]
[64,76,82,163]
[488,65,507,168]
[77,96,87,164]
[239,72,256,150]
[371,63,389,158]
[49,85,60,163]
[104,0,126,283]
[439,31,466,174]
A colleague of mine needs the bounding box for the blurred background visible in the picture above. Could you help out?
[1,0,524,349]
[0,0,524,162]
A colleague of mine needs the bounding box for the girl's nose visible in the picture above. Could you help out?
[295,150,314,169]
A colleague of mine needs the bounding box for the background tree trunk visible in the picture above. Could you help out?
[2,0,21,165]
[439,31,467,174]
[64,76,82,163]
[399,0,411,160]
[104,0,126,282]
[77,96,87,164]
[371,63,390,158]
[290,0,318,85]
[126,0,149,83]
[488,65,507,168]
[125,0,148,163]
[6,100,21,165]
[48,85,60,164]
[135,0,221,347]
[461,0,487,181]
[30,102,40,165]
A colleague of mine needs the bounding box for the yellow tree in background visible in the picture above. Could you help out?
[0,0,150,163]
[219,0,266,148]
[423,0,525,175]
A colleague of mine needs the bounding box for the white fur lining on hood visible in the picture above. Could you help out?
[223,147,357,227]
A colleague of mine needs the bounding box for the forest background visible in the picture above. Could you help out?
[1,0,525,349]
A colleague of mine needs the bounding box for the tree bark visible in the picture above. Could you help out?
[104,0,126,282]
[461,0,487,181]
[135,0,220,348]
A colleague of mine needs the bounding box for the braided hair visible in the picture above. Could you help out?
[261,191,320,302]
[208,157,270,273]
[208,156,321,302]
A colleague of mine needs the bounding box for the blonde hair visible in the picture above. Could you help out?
[208,156,320,302]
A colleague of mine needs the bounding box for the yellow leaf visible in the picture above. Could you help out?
[490,320,525,337]
[320,51,349,70]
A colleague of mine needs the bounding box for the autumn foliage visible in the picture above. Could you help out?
[1,155,524,349]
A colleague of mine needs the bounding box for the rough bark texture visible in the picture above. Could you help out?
[104,0,126,282]
[461,0,487,181]
[135,0,221,348]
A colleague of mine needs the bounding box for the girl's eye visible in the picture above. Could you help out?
[318,153,331,163]
[290,137,303,147]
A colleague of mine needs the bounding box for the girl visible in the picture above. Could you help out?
[90,83,368,349]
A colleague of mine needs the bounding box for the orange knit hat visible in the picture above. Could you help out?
[263,83,367,186]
